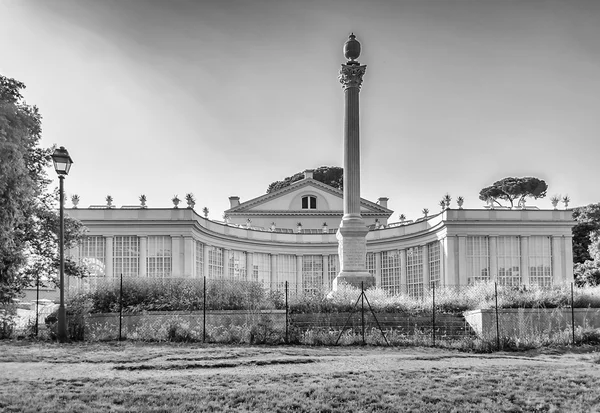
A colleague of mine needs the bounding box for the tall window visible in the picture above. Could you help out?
[147,236,171,278]
[467,236,489,284]
[366,252,376,277]
[406,246,423,298]
[252,253,271,284]
[113,236,139,277]
[79,236,106,277]
[227,250,247,280]
[302,255,323,293]
[208,246,224,279]
[529,236,552,286]
[301,195,317,209]
[497,236,521,286]
[276,255,297,289]
[428,241,441,287]
[328,254,339,289]
[195,241,204,278]
[381,250,400,294]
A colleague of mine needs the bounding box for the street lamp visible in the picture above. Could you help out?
[51,146,73,343]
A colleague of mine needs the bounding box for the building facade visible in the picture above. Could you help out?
[67,205,575,294]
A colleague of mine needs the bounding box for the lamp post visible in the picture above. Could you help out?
[51,146,73,343]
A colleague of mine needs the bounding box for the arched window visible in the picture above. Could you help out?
[302,195,317,209]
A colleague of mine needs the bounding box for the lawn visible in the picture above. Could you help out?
[1,342,599,412]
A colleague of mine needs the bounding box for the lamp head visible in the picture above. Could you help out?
[51,146,73,176]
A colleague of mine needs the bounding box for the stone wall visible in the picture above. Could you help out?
[464,308,600,337]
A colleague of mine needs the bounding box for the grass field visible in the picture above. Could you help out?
[1,342,599,412]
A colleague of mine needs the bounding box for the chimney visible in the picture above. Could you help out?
[304,169,314,180]
[378,197,389,208]
[229,196,240,208]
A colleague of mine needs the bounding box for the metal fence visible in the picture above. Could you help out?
[67,276,600,349]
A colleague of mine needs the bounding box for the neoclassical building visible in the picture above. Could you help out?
[67,176,575,295]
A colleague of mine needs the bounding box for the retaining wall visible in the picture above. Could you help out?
[463,308,600,337]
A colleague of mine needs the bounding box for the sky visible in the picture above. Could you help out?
[1,0,599,222]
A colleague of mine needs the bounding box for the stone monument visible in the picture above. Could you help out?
[333,34,374,290]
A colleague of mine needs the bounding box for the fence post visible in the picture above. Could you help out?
[35,275,40,337]
[494,282,500,351]
[118,274,123,342]
[361,281,365,345]
[571,282,576,345]
[285,281,289,344]
[432,282,435,347]
[203,276,207,343]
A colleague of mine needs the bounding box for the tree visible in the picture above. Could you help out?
[266,166,343,193]
[478,177,548,208]
[0,75,86,303]
[572,203,600,285]
[571,203,600,264]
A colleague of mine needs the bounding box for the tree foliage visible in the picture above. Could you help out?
[266,166,343,193]
[478,177,548,208]
[572,203,600,286]
[0,75,86,303]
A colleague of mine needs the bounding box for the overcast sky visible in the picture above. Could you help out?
[1,0,599,222]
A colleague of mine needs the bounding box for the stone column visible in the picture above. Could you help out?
[171,236,182,277]
[489,235,498,282]
[444,236,458,285]
[296,255,303,293]
[246,252,254,281]
[334,34,373,290]
[564,235,574,282]
[270,254,277,287]
[139,236,147,277]
[105,236,113,279]
[375,252,382,287]
[224,249,231,279]
[184,236,194,278]
[203,244,210,279]
[457,236,467,285]
[438,239,445,286]
[520,236,530,285]
[322,255,329,290]
[399,249,407,294]
[552,236,563,285]
[422,244,430,288]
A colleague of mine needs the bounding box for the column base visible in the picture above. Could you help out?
[333,271,375,290]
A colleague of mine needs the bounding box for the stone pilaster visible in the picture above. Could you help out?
[489,235,498,282]
[203,244,210,279]
[552,236,563,285]
[422,244,430,288]
[105,236,113,279]
[564,235,574,282]
[520,236,530,285]
[139,236,147,277]
[270,254,277,287]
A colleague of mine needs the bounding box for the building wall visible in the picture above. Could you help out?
[67,208,575,294]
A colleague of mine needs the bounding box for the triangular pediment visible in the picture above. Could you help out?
[225,179,392,216]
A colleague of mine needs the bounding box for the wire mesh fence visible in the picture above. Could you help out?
[66,276,600,349]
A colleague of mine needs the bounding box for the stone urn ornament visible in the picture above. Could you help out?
[457,196,464,209]
[550,195,560,210]
[106,195,113,208]
[71,194,80,208]
[443,193,451,209]
[172,195,180,208]
[562,195,570,209]
[322,222,328,233]
[185,193,196,209]
[139,194,147,208]
[297,222,302,233]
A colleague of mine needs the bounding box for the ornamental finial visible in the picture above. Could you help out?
[344,33,361,63]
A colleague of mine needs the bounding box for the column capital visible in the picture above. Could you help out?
[339,64,367,90]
